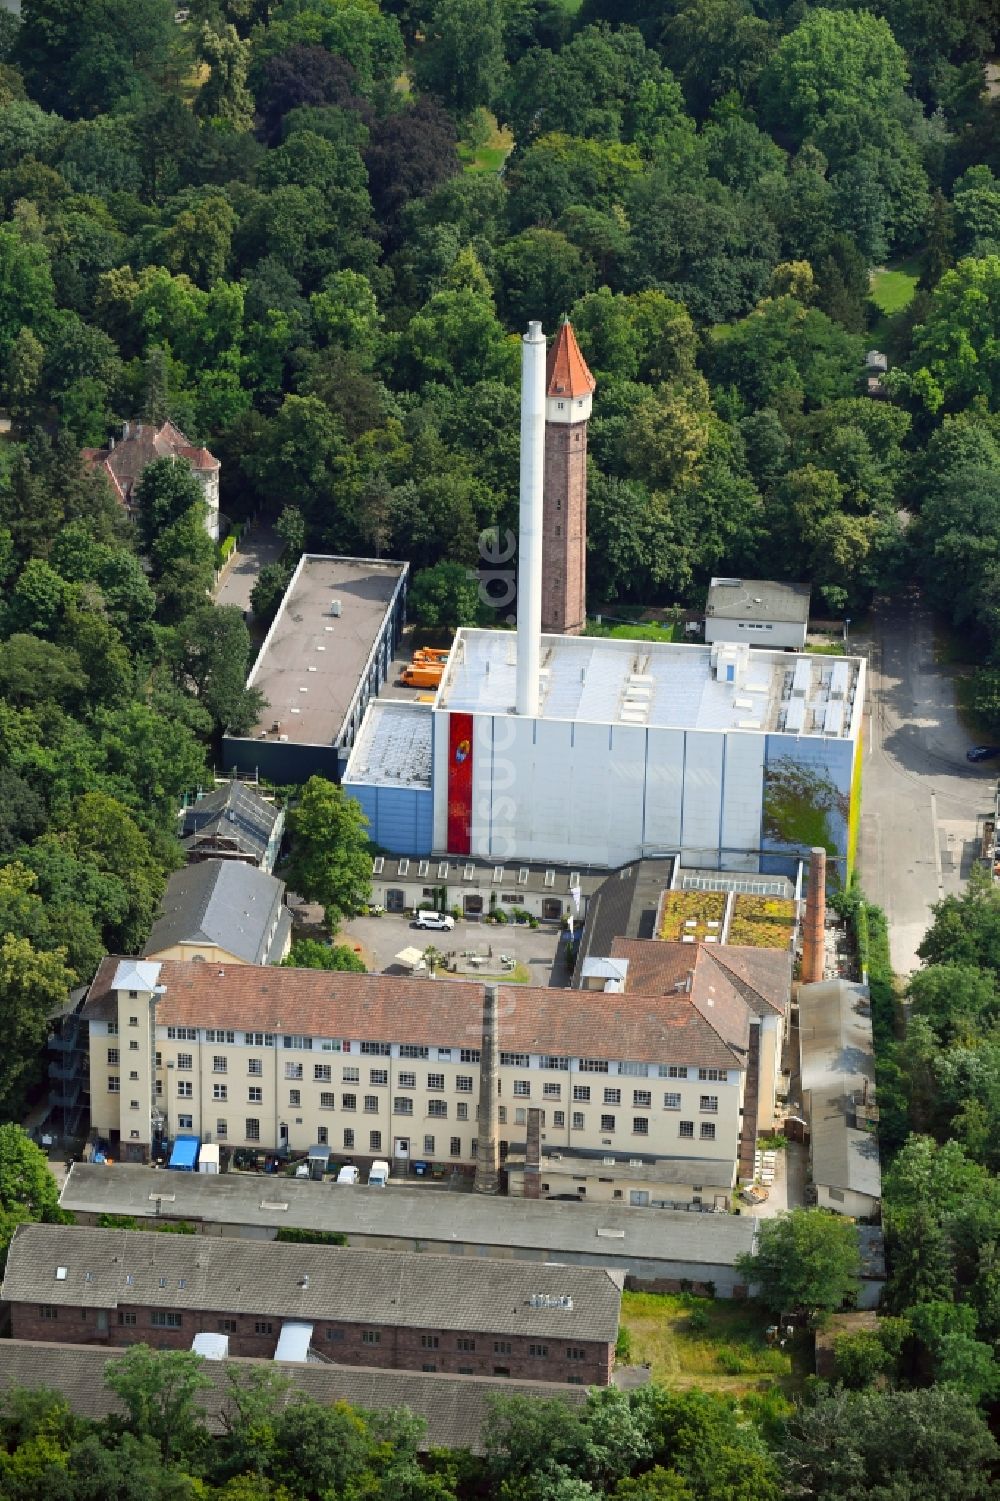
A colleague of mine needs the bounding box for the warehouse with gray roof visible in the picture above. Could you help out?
[60,1164,759,1295]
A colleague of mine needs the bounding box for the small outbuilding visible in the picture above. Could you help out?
[704,578,811,650]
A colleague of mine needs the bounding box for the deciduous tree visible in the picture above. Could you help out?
[284,776,372,925]
[736,1208,861,1319]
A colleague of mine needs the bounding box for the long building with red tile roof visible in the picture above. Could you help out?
[80,950,788,1203]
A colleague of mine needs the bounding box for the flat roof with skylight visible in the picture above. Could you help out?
[705,578,811,624]
[343,700,433,790]
[242,555,407,749]
[436,629,862,739]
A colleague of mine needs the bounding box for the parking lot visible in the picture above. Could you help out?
[340,910,570,987]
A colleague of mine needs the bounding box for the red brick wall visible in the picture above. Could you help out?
[542,421,588,636]
[8,1302,613,1385]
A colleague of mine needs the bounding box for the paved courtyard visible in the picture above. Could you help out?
[336,910,570,987]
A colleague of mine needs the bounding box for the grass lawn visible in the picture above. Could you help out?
[459,114,514,175]
[620,1291,807,1397]
[870,257,921,317]
[869,255,922,347]
[585,621,679,642]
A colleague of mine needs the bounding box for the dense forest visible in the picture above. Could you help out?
[4,0,1000,1487]
[4,0,1000,1030]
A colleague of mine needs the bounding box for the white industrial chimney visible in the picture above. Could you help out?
[516,320,546,717]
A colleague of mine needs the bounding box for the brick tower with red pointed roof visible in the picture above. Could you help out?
[543,320,596,635]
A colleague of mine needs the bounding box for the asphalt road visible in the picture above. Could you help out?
[214,524,282,614]
[858,594,995,974]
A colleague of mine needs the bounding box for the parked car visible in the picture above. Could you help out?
[967,746,1000,762]
[368,1159,390,1188]
[412,910,455,930]
[336,1165,359,1185]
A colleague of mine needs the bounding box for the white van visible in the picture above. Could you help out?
[368,1160,390,1188]
[336,1165,359,1185]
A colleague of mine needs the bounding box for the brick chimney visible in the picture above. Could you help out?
[542,320,596,636]
[474,983,500,1194]
[801,847,827,984]
[523,1107,543,1199]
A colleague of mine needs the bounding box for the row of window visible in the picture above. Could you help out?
[40,1305,589,1359]
[146,1077,722,1116]
[173,1116,471,1156]
[116,1019,728,1082]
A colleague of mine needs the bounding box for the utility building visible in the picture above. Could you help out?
[343,324,864,875]
[704,579,811,650]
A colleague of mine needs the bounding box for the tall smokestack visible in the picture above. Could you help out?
[523,1107,542,1200]
[516,321,546,717]
[801,847,827,984]
[474,983,500,1194]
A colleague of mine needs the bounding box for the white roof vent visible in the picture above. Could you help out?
[55,1266,68,1280]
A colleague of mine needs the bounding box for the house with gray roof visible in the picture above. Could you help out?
[704,578,811,650]
[180,781,285,873]
[142,859,292,966]
[2,1223,621,1386]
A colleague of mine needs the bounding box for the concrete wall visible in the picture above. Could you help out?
[756,1013,783,1135]
[506,1163,733,1209]
[705,619,807,650]
[817,1184,878,1220]
[144,942,250,967]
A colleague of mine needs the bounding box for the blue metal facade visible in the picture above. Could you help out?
[348,784,433,855]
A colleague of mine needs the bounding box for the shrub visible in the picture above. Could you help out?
[275,1227,348,1246]
[615,1325,633,1361]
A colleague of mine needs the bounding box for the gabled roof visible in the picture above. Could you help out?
[2,1224,623,1343]
[604,938,792,1064]
[81,956,744,1070]
[142,860,289,965]
[572,859,675,983]
[546,320,596,399]
[799,979,881,1201]
[83,420,219,503]
[180,782,282,863]
[61,1164,761,1268]
[0,1340,587,1453]
[608,938,788,1019]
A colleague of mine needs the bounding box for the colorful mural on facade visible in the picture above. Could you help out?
[446,712,474,855]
